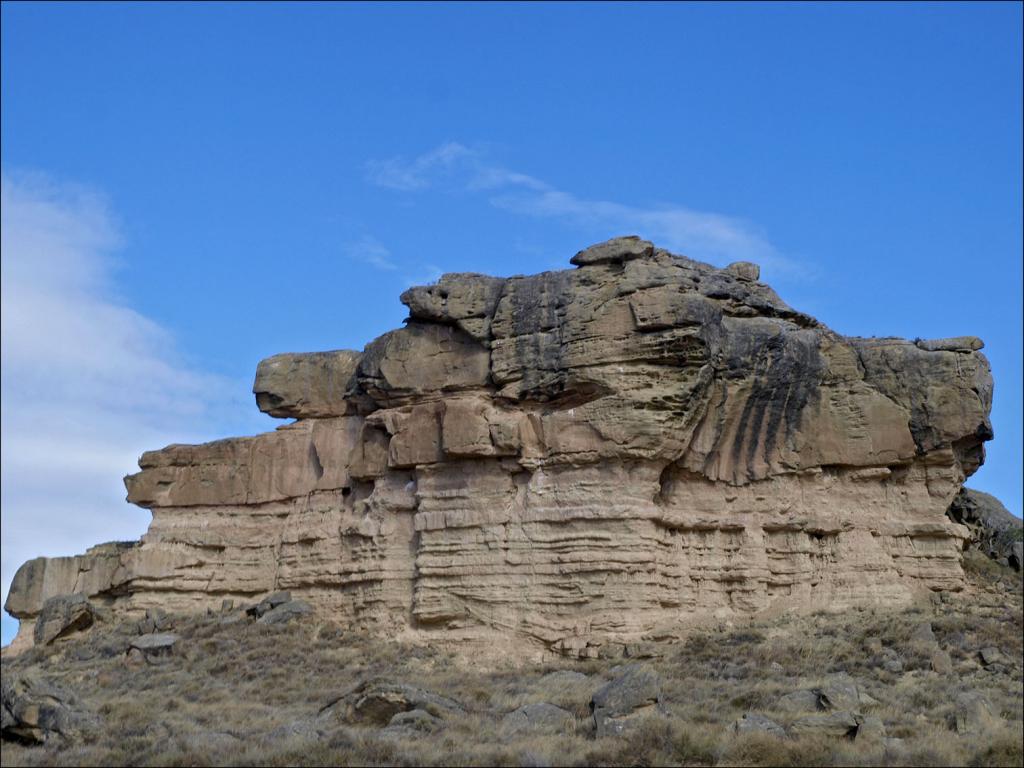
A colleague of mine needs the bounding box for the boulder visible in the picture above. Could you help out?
[915,337,984,353]
[1,675,97,744]
[381,708,443,739]
[256,600,313,625]
[815,675,861,711]
[33,594,94,646]
[732,713,785,737]
[590,665,662,737]
[570,235,654,265]
[881,649,904,674]
[978,647,1004,666]
[952,691,998,735]
[789,710,860,738]
[858,692,881,707]
[910,622,936,645]
[775,689,821,713]
[946,489,1023,570]
[853,714,887,742]
[247,591,293,618]
[500,703,574,736]
[320,681,464,726]
[138,606,172,634]
[725,261,760,282]
[128,633,179,664]
[930,649,953,675]
[254,350,362,419]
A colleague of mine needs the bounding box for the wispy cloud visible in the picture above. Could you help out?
[0,171,248,637]
[342,234,441,287]
[344,234,398,271]
[365,142,475,191]
[366,142,810,277]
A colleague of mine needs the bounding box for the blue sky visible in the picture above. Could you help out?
[2,2,1021,644]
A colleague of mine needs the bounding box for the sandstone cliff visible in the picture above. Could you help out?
[4,237,995,657]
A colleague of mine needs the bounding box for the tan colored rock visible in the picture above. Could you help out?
[570,235,654,265]
[33,594,94,646]
[253,350,361,418]
[725,261,760,281]
[4,237,996,657]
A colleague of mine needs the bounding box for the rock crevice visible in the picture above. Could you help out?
[4,236,994,656]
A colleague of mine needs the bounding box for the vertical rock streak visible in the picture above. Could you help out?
[4,237,993,656]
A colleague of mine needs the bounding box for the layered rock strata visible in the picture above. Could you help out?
[4,237,995,656]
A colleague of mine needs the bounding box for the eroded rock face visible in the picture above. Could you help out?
[3,237,995,656]
[946,489,1022,570]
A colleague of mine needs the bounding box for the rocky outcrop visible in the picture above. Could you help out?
[4,237,995,656]
[33,594,94,646]
[1,675,97,744]
[946,489,1022,570]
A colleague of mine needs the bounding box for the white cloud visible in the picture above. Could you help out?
[366,142,811,278]
[365,142,474,191]
[344,234,398,271]
[0,172,251,633]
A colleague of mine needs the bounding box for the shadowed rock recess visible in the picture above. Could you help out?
[4,237,995,657]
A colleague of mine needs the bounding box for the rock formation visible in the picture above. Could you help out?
[4,237,996,657]
[946,489,1023,570]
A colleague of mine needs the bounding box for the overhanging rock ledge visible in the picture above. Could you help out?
[4,236,994,657]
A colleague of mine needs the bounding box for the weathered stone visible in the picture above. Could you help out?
[789,710,860,738]
[915,336,984,353]
[978,647,1004,666]
[4,237,996,656]
[725,261,760,282]
[380,708,443,739]
[570,235,654,265]
[500,703,574,736]
[930,649,953,675]
[953,691,998,735]
[144,607,171,632]
[128,633,179,664]
[590,665,662,737]
[33,594,94,646]
[910,621,936,645]
[247,591,292,618]
[254,350,362,418]
[256,600,312,625]
[1,675,97,744]
[815,675,861,711]
[775,689,821,713]
[859,692,881,708]
[881,649,904,674]
[320,681,464,726]
[946,489,1023,570]
[732,712,785,737]
[854,714,887,742]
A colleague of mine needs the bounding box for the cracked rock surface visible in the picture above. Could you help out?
[3,236,996,657]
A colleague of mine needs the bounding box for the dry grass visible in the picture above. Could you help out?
[2,563,1021,767]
